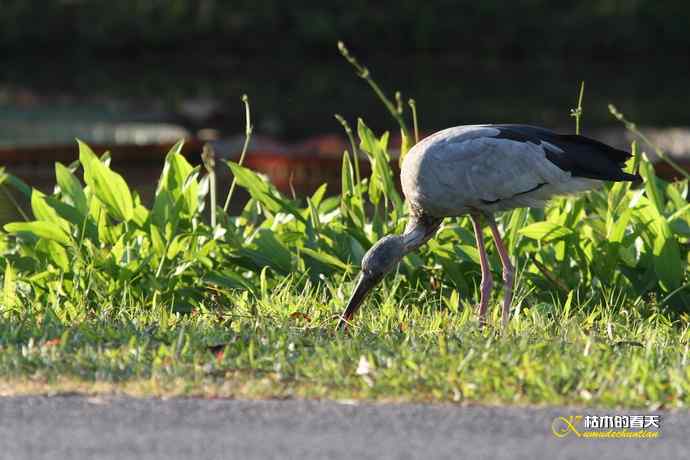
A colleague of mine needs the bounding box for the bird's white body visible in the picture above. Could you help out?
[339,123,636,330]
[401,125,599,217]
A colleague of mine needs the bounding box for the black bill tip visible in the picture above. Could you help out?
[337,273,377,331]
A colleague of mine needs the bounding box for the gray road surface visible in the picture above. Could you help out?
[0,396,685,459]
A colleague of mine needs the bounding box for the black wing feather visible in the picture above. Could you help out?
[492,124,640,182]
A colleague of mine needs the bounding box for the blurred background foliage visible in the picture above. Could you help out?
[3,0,690,58]
[2,0,688,142]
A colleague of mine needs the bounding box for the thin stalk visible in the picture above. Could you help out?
[530,254,568,293]
[124,221,131,264]
[223,94,253,213]
[334,114,362,186]
[570,81,585,135]
[202,143,217,227]
[408,99,419,144]
[337,42,410,142]
[609,104,690,180]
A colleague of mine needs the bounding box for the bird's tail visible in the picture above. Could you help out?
[557,134,641,183]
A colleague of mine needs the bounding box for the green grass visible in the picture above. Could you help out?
[0,48,689,407]
[1,281,688,408]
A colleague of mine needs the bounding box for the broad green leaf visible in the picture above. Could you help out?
[4,221,71,245]
[3,172,32,199]
[652,218,681,291]
[609,209,632,243]
[357,119,401,211]
[55,162,88,214]
[157,145,199,216]
[167,235,190,259]
[519,222,573,242]
[300,247,352,271]
[341,151,355,199]
[666,182,687,210]
[205,270,253,292]
[505,208,528,251]
[227,162,305,221]
[248,229,292,273]
[79,140,133,222]
[38,240,69,271]
[2,261,17,309]
[618,243,638,267]
[456,244,480,264]
[77,139,99,182]
[357,118,379,158]
[307,197,321,234]
[669,218,690,236]
[150,224,165,257]
[151,190,182,239]
[310,183,328,208]
[639,157,664,215]
[31,191,70,232]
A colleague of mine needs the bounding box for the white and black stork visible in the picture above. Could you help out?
[337,124,639,329]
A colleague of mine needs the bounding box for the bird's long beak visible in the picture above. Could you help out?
[337,273,378,330]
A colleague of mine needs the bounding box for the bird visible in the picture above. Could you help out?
[337,124,639,330]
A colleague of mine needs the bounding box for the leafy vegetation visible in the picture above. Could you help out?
[0,49,688,406]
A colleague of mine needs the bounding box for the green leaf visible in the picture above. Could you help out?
[79,140,133,222]
[519,222,573,242]
[618,243,638,267]
[669,218,690,236]
[357,119,401,211]
[652,218,681,291]
[248,229,292,273]
[4,221,71,245]
[31,191,71,232]
[639,158,664,215]
[150,224,165,257]
[310,183,328,208]
[205,270,254,293]
[151,190,182,239]
[3,173,32,199]
[300,247,352,271]
[55,162,88,215]
[357,118,379,157]
[42,240,69,271]
[609,209,632,243]
[157,143,199,216]
[227,162,305,221]
[2,261,17,309]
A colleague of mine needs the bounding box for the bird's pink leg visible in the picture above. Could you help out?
[487,217,514,329]
[470,214,493,326]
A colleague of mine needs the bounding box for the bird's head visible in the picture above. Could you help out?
[338,235,405,329]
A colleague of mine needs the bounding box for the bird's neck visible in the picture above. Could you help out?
[401,214,442,252]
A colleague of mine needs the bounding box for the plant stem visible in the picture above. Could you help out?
[408,99,419,144]
[223,94,253,213]
[609,104,690,180]
[570,81,585,135]
[202,143,217,227]
[337,41,411,145]
[334,114,362,187]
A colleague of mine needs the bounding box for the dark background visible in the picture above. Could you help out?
[1,1,688,141]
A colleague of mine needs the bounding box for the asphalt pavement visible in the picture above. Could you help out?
[0,396,685,459]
